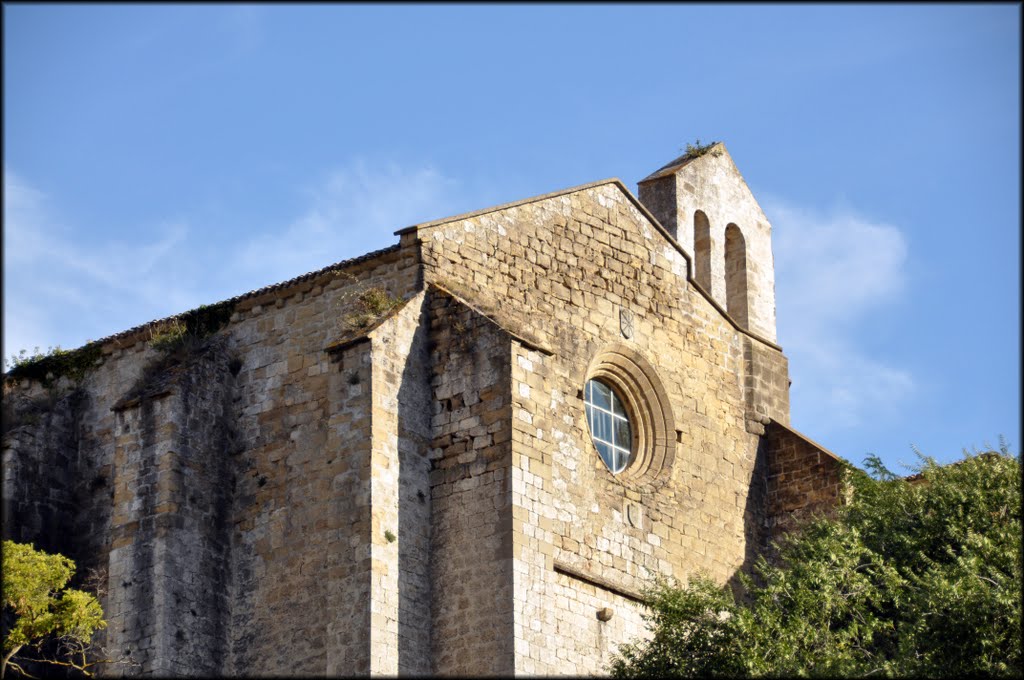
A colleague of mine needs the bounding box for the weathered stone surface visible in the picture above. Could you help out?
[106,337,236,676]
[639,143,779,343]
[2,145,844,676]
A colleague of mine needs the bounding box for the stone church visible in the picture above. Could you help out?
[2,143,845,676]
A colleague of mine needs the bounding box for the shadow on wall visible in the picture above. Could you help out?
[727,437,771,597]
[727,427,848,597]
[1,388,85,559]
[396,300,433,674]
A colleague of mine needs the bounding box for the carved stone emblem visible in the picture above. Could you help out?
[619,307,634,339]
[626,502,641,528]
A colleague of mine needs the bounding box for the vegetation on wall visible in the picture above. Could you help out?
[148,320,189,352]
[4,301,237,388]
[0,387,81,435]
[344,287,404,331]
[610,446,1022,678]
[6,261,383,387]
[4,344,103,388]
[683,139,721,159]
[147,301,236,354]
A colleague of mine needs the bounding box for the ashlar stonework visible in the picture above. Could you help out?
[2,143,846,676]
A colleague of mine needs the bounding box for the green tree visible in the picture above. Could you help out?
[610,448,1022,678]
[2,541,106,679]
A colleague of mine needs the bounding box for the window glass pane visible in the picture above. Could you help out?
[593,410,610,444]
[609,389,626,417]
[595,440,614,470]
[589,380,612,411]
[613,417,632,451]
[585,378,635,475]
[613,447,628,473]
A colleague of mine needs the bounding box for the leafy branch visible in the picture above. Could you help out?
[1,542,137,679]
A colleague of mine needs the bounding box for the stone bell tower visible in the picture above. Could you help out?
[637,142,778,345]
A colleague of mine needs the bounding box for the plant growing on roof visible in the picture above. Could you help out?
[4,344,103,388]
[343,287,404,330]
[148,319,189,352]
[683,139,720,159]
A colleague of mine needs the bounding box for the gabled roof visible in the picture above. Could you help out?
[396,171,781,352]
[394,178,670,241]
[323,283,554,364]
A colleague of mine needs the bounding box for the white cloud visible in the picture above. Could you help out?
[5,165,916,440]
[3,161,466,368]
[3,169,196,365]
[770,199,908,330]
[765,196,914,434]
[225,161,463,293]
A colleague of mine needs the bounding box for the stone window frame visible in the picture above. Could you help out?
[583,343,675,486]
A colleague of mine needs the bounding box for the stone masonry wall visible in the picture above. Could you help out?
[510,342,650,674]
[764,421,846,538]
[411,180,786,673]
[2,242,422,676]
[426,291,514,675]
[364,292,433,674]
[639,146,778,344]
[3,345,158,661]
[318,338,373,675]
[219,245,419,674]
[1,158,828,677]
[105,338,235,676]
[744,337,791,433]
[633,174,678,241]
[2,386,83,557]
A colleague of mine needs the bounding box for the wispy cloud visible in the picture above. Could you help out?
[6,165,915,443]
[766,196,914,436]
[3,161,466,367]
[3,169,196,364]
[225,161,463,293]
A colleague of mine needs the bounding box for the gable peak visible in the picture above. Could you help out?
[640,141,733,183]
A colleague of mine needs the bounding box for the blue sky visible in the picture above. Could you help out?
[4,4,1020,473]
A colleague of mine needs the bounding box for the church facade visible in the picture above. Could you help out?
[2,144,845,676]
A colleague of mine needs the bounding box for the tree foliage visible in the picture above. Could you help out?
[610,448,1022,678]
[1,541,106,678]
